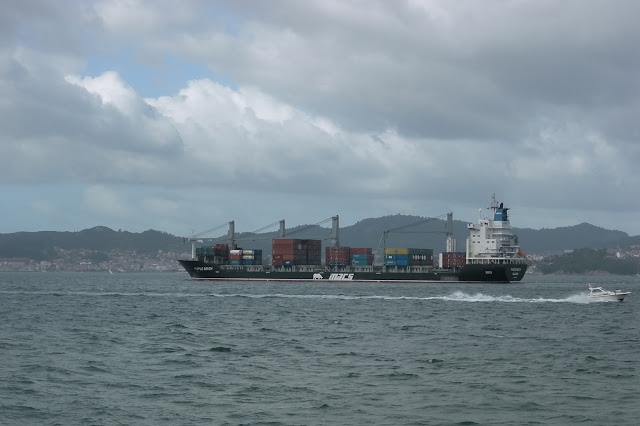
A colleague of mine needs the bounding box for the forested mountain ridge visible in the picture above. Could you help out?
[1,216,637,262]
[0,227,185,261]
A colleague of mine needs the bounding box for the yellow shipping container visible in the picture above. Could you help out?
[385,248,410,255]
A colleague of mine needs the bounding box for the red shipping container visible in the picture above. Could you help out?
[350,247,373,255]
[326,247,350,262]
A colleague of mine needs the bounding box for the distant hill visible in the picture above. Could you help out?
[0,217,636,262]
[514,223,631,254]
[0,227,184,261]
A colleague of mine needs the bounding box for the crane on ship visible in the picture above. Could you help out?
[184,216,340,260]
[376,212,455,260]
[184,221,235,260]
[275,216,340,247]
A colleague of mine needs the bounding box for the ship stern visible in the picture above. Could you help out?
[505,264,527,282]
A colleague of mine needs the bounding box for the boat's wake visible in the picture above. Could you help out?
[207,291,606,304]
[441,291,600,304]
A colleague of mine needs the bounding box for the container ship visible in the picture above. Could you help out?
[178,196,527,283]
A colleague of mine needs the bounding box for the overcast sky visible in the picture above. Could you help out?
[2,0,640,239]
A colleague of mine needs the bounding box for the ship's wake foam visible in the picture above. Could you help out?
[208,291,603,304]
[440,291,598,304]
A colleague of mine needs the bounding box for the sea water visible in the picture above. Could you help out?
[1,272,638,425]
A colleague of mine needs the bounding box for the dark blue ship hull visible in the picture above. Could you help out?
[178,260,527,283]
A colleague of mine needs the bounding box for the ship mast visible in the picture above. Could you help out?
[445,212,456,252]
[184,221,233,259]
[228,221,235,249]
[330,215,340,247]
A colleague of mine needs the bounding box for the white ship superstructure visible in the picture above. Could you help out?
[466,195,526,265]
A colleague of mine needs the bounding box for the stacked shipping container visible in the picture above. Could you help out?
[228,248,264,265]
[243,249,263,265]
[439,252,466,268]
[198,243,436,268]
[306,240,322,265]
[384,248,433,266]
[229,249,243,265]
[195,244,230,264]
[326,246,350,266]
[272,239,322,266]
[326,247,374,266]
[350,247,374,266]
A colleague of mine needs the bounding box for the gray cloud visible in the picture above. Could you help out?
[1,0,640,236]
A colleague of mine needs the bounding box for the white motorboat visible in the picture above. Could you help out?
[587,285,630,302]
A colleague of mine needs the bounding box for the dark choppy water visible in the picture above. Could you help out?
[1,272,639,425]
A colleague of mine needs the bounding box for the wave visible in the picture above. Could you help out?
[207,291,603,304]
[441,291,598,304]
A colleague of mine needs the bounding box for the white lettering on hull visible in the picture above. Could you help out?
[329,273,354,281]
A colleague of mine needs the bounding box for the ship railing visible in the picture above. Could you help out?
[467,257,527,265]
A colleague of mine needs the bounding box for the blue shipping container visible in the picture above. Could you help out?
[351,254,369,261]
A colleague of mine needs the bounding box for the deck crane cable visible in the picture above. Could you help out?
[376,213,450,254]
[247,220,282,235]
[277,216,334,238]
[184,222,230,243]
[184,221,233,260]
[234,217,338,244]
[232,221,284,243]
[225,217,336,244]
